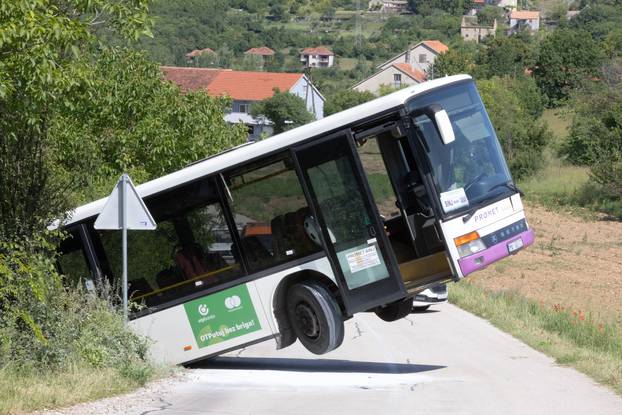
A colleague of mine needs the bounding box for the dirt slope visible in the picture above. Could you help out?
[468,203,622,328]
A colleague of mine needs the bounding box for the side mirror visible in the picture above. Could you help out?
[411,104,456,145]
[433,108,455,145]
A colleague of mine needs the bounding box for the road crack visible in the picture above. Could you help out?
[352,322,364,339]
[139,397,173,415]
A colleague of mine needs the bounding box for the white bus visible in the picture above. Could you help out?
[57,75,534,364]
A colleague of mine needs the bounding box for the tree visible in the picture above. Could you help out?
[407,0,472,16]
[428,46,477,78]
[534,29,605,106]
[324,90,375,116]
[50,48,247,203]
[477,5,503,27]
[478,77,551,179]
[477,36,534,79]
[0,0,152,239]
[560,72,622,216]
[251,89,314,134]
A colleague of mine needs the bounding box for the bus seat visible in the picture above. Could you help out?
[175,243,208,279]
[240,235,272,269]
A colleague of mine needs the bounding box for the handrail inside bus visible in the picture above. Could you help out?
[131,264,238,301]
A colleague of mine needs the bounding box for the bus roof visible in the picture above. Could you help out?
[61,74,471,228]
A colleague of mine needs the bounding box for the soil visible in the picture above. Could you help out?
[468,203,622,329]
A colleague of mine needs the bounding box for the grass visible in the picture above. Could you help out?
[450,280,622,395]
[518,154,591,212]
[0,364,166,415]
[540,107,571,142]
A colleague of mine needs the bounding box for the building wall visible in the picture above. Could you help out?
[498,0,517,8]
[379,44,438,73]
[509,18,539,33]
[461,21,496,43]
[290,77,325,119]
[353,66,419,95]
[301,54,334,68]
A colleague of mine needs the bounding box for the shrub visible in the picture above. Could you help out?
[478,76,551,179]
[0,236,152,382]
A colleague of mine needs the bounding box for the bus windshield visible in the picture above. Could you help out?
[408,81,512,216]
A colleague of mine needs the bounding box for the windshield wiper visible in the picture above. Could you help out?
[487,181,524,197]
[462,182,523,223]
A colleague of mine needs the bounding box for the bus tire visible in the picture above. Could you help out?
[286,282,344,355]
[375,298,412,322]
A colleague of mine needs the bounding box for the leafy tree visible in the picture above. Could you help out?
[0,0,152,239]
[477,35,534,79]
[477,5,503,27]
[478,77,551,179]
[51,48,247,203]
[407,0,472,15]
[251,89,314,134]
[325,90,375,116]
[428,46,477,78]
[560,72,622,215]
[534,29,605,106]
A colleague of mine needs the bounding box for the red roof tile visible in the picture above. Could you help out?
[161,66,224,92]
[393,63,427,83]
[301,47,334,56]
[510,10,540,20]
[245,47,275,56]
[421,40,449,54]
[185,48,215,58]
[207,71,304,101]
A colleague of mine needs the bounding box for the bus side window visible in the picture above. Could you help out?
[58,229,93,290]
[95,176,244,309]
[225,153,321,273]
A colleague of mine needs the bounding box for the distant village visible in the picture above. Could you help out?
[161,0,580,141]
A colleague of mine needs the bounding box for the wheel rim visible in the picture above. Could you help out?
[295,302,320,339]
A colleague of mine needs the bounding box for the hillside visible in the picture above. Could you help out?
[470,203,622,330]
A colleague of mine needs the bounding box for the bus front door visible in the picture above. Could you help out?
[294,131,406,315]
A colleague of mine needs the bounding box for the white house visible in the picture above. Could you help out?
[368,0,411,13]
[508,10,540,34]
[377,40,448,74]
[351,63,426,95]
[300,47,335,68]
[161,67,324,141]
[497,0,518,9]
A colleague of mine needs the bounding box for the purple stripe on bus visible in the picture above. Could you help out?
[458,229,535,277]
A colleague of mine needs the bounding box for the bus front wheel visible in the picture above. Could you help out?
[286,282,344,355]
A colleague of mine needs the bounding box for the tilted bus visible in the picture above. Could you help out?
[56,75,534,363]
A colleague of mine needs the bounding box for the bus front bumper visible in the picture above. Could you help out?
[458,229,535,277]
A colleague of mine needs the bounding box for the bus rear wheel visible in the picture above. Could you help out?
[286,282,344,355]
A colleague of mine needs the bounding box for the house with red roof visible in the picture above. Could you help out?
[300,47,334,68]
[161,67,324,140]
[351,63,426,95]
[509,10,540,34]
[245,47,275,57]
[377,40,448,74]
[185,48,216,64]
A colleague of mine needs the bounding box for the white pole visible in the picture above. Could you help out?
[122,173,128,323]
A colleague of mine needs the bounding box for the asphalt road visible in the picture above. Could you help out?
[45,304,622,415]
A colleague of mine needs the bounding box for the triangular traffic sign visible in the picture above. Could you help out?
[94,174,156,230]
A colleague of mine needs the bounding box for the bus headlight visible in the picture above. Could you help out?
[454,231,487,258]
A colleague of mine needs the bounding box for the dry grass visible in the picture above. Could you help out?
[0,365,160,415]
